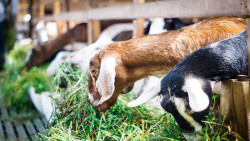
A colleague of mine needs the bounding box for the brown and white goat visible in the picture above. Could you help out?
[88,17,246,112]
[26,23,88,68]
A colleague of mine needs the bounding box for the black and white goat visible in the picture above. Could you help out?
[129,30,247,140]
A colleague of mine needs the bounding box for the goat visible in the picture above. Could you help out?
[68,23,136,73]
[132,30,247,140]
[70,18,183,73]
[46,22,144,76]
[26,20,133,69]
[46,18,184,76]
[26,23,88,68]
[69,18,179,73]
[88,17,246,112]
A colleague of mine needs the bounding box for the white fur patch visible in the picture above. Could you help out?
[25,50,32,62]
[174,97,202,132]
[96,57,117,106]
[182,85,187,92]
[210,81,215,90]
[46,51,71,76]
[88,93,94,103]
[68,41,107,73]
[149,18,167,34]
[210,42,219,48]
[183,133,202,141]
[185,77,210,112]
[127,77,162,107]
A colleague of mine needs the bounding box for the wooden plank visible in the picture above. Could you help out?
[98,1,132,7]
[33,118,46,134]
[90,0,98,8]
[1,108,17,140]
[85,0,91,10]
[133,18,144,38]
[87,21,93,44]
[24,121,39,141]
[246,83,250,141]
[10,111,29,140]
[89,20,101,43]
[220,79,237,129]
[93,20,101,42]
[0,105,5,139]
[65,0,70,29]
[54,1,60,15]
[0,122,5,139]
[33,0,59,9]
[53,1,66,36]
[247,18,250,76]
[39,4,44,18]
[34,0,244,22]
[41,117,48,126]
[232,81,249,140]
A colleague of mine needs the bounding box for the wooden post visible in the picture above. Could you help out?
[39,0,44,18]
[133,18,144,38]
[53,1,67,36]
[247,18,250,76]
[54,1,60,15]
[232,78,249,140]
[132,0,145,38]
[90,0,98,8]
[92,20,101,42]
[220,79,237,129]
[246,83,250,140]
[87,20,101,44]
[28,0,33,38]
[245,0,250,138]
[54,0,60,35]
[65,0,70,30]
[87,21,93,44]
[87,0,101,44]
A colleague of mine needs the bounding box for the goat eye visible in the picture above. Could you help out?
[91,70,96,74]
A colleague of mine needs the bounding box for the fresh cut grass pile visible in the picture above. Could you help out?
[41,63,243,141]
[0,44,53,111]
[0,44,243,140]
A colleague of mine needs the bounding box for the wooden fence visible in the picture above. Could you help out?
[18,0,250,140]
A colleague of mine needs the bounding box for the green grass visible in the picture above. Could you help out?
[41,64,185,140]
[0,44,243,140]
[41,63,243,141]
[0,44,53,111]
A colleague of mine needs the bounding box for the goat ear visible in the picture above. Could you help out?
[96,57,117,105]
[185,78,210,112]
